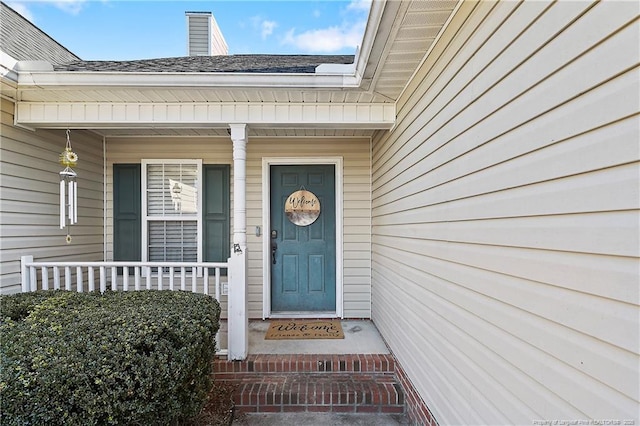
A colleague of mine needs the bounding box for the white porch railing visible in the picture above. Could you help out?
[20,255,229,355]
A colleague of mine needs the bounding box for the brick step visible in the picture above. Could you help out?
[213,354,404,414]
[220,372,404,414]
[213,353,396,376]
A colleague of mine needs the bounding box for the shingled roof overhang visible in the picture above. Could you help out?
[55,54,355,73]
[7,0,464,134]
[16,54,361,88]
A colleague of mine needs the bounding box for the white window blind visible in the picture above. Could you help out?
[147,163,198,216]
[148,221,197,262]
[142,160,202,263]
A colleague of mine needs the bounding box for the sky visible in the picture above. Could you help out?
[6,0,372,60]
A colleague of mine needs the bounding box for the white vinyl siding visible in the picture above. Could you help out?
[0,98,104,294]
[105,136,371,319]
[371,1,639,425]
[187,14,210,56]
[186,12,227,56]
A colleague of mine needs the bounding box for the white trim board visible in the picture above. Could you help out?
[15,102,395,129]
[261,157,344,319]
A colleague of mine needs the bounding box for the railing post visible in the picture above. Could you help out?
[21,255,33,293]
[228,252,248,360]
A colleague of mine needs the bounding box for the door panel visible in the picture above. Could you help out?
[270,165,336,312]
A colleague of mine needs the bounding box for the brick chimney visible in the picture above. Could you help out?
[186,11,228,56]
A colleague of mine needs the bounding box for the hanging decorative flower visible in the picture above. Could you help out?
[66,234,72,244]
[59,148,78,167]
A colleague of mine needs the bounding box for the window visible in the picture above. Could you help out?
[113,162,229,265]
[142,160,202,263]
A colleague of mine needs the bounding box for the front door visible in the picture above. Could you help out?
[270,165,336,312]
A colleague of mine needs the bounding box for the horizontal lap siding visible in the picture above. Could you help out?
[105,137,233,317]
[106,136,371,319]
[371,1,639,425]
[1,98,104,293]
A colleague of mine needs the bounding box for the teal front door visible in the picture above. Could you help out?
[270,165,336,312]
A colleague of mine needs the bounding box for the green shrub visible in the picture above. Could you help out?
[0,290,221,426]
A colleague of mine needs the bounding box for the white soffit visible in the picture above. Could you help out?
[15,87,393,104]
[369,0,459,100]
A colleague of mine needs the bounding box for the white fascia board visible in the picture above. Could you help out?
[354,0,386,80]
[17,70,362,89]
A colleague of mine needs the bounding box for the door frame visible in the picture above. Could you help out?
[261,157,344,319]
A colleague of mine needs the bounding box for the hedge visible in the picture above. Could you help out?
[0,290,221,426]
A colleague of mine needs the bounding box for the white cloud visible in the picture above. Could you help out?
[261,20,277,40]
[282,21,365,53]
[347,0,372,13]
[53,0,87,15]
[7,0,87,18]
[281,0,370,53]
[250,16,278,40]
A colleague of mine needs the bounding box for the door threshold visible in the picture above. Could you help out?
[269,312,339,319]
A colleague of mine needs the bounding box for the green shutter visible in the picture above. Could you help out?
[113,164,141,261]
[204,165,230,262]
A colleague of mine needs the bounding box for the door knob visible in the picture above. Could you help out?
[271,241,278,264]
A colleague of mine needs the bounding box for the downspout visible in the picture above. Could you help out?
[369,134,373,320]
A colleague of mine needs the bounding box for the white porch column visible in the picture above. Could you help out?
[228,123,248,360]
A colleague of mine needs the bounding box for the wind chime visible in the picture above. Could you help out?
[59,129,78,243]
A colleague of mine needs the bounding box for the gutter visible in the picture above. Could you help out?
[12,0,387,91]
[16,68,362,89]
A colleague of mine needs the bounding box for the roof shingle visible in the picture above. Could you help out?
[0,1,80,64]
[53,55,355,73]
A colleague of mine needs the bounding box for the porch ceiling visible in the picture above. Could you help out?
[7,0,460,138]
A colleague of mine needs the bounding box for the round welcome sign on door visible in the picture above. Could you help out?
[285,189,321,226]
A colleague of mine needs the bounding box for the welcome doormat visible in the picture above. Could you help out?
[265,320,344,340]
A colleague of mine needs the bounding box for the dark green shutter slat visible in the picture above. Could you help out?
[204,165,230,263]
[113,164,141,261]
